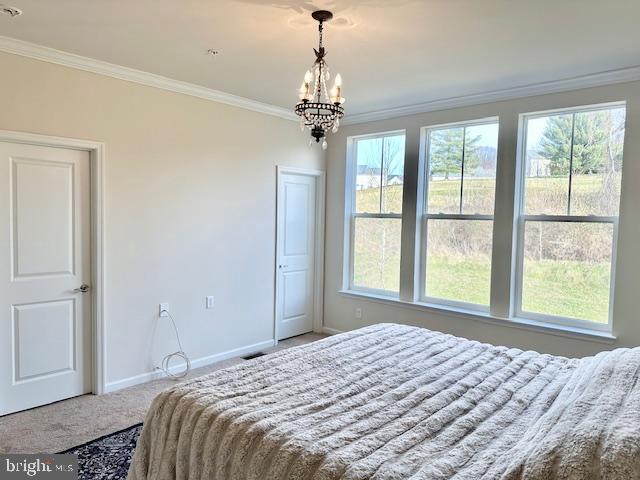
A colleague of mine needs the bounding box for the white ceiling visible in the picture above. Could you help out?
[0,0,639,116]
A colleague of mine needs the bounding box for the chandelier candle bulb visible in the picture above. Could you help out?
[294,10,345,146]
[330,88,338,103]
[331,73,344,104]
[298,83,308,101]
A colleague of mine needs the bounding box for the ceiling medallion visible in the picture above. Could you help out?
[294,10,345,150]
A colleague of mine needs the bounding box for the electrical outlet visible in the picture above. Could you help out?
[355,307,362,319]
[206,296,215,309]
[159,303,169,317]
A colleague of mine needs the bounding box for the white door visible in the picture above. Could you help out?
[276,172,318,340]
[0,141,91,416]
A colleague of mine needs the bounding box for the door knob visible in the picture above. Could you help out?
[278,265,289,269]
[73,284,90,293]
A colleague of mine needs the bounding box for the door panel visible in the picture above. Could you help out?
[282,270,307,319]
[283,182,310,256]
[277,172,317,340]
[0,141,91,416]
[13,300,75,381]
[12,159,74,277]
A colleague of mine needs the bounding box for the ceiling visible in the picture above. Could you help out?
[0,0,639,116]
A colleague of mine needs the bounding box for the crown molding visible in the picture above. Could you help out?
[343,65,640,125]
[2,35,639,128]
[0,35,298,122]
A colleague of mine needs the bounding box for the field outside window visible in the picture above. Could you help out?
[343,102,626,334]
[516,104,625,326]
[350,133,405,294]
[422,119,499,309]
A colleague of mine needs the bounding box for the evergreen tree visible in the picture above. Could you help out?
[429,127,481,179]
[538,112,619,175]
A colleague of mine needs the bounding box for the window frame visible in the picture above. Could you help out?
[512,102,626,333]
[418,117,499,312]
[341,102,626,339]
[344,130,406,297]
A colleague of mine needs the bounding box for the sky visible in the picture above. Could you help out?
[356,107,626,177]
[526,117,547,151]
[356,134,405,174]
[465,123,498,148]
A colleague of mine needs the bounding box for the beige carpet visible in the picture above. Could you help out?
[0,332,326,454]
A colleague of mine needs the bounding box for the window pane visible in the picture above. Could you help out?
[427,127,463,213]
[521,221,613,323]
[355,137,382,213]
[381,135,405,214]
[570,108,625,216]
[524,114,572,215]
[461,123,499,215]
[424,219,493,306]
[353,217,401,293]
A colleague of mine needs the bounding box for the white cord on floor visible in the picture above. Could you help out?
[155,310,191,380]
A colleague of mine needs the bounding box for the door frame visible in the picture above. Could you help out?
[274,166,326,344]
[0,130,106,395]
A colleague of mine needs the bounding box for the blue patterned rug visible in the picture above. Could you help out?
[60,424,142,480]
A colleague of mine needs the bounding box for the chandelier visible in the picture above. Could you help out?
[295,10,345,150]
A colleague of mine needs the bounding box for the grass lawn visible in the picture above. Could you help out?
[426,256,610,323]
[425,256,491,306]
[521,258,610,323]
[355,174,620,215]
[354,175,615,323]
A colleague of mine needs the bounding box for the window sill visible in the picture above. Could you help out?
[338,289,616,345]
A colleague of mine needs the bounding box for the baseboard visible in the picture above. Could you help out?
[321,326,344,335]
[104,339,275,393]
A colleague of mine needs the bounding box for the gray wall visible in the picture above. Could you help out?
[324,81,640,357]
[0,52,324,387]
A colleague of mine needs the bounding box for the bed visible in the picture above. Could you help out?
[128,323,640,480]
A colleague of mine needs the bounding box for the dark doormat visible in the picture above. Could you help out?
[59,423,142,480]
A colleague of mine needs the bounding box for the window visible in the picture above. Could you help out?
[348,132,405,294]
[515,104,626,328]
[420,119,499,309]
[343,101,626,337]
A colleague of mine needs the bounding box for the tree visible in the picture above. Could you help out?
[357,138,383,190]
[380,136,404,213]
[381,136,404,186]
[355,135,405,213]
[538,111,623,175]
[602,109,626,174]
[357,135,405,190]
[429,127,481,179]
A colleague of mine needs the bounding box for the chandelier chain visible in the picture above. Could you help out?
[316,19,325,102]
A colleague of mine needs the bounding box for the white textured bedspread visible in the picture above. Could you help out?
[128,323,640,480]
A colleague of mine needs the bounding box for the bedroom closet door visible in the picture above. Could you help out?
[0,141,92,416]
[276,169,322,340]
